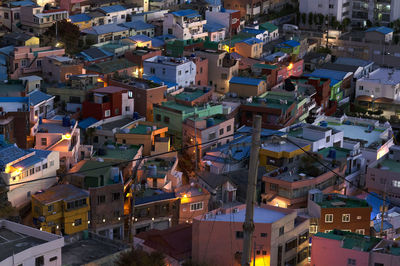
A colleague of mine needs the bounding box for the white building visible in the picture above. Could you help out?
[29,90,55,122]
[35,116,92,171]
[143,56,196,88]
[0,219,64,266]
[205,4,240,36]
[0,144,59,208]
[97,5,132,24]
[163,9,207,40]
[356,68,400,102]
[300,0,400,26]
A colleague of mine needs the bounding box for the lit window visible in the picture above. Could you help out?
[342,214,350,223]
[325,214,333,223]
[392,180,400,188]
[190,202,203,211]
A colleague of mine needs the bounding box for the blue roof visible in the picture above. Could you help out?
[0,97,28,103]
[229,76,264,86]
[0,143,30,168]
[69,13,92,23]
[99,5,127,13]
[120,21,155,31]
[366,192,384,219]
[10,0,35,7]
[129,35,153,42]
[82,23,128,35]
[150,38,165,48]
[12,154,42,168]
[155,34,176,41]
[80,47,114,61]
[135,192,176,205]
[0,46,14,56]
[29,149,52,158]
[241,37,263,45]
[147,76,177,88]
[309,69,349,82]
[0,66,7,82]
[29,90,53,106]
[204,22,225,32]
[242,28,266,35]
[276,40,300,48]
[171,9,200,17]
[365,26,393,35]
[204,127,283,163]
[373,220,393,232]
[78,117,99,129]
[335,57,373,67]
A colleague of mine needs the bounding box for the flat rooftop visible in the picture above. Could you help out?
[174,89,208,102]
[318,147,350,160]
[326,122,383,146]
[358,68,400,85]
[261,140,307,153]
[318,194,370,208]
[375,159,400,173]
[129,124,162,134]
[97,145,141,161]
[203,206,287,223]
[62,238,128,266]
[0,228,46,262]
[100,117,136,131]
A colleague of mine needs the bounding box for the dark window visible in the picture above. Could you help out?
[74,218,82,226]
[30,168,35,175]
[219,128,224,135]
[262,250,267,255]
[49,256,58,262]
[374,264,384,266]
[164,116,170,123]
[260,232,267,237]
[112,192,120,201]
[298,231,308,245]
[227,125,232,132]
[4,12,9,19]
[43,163,47,169]
[98,195,106,204]
[236,231,244,239]
[348,259,356,265]
[297,247,308,262]
[279,226,284,236]
[93,136,99,143]
[35,256,44,266]
[156,114,161,121]
[270,183,278,191]
[285,238,297,252]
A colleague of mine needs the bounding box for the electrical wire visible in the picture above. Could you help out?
[4,131,251,188]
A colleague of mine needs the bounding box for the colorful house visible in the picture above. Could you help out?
[31,184,90,235]
[69,13,93,30]
[229,76,266,97]
[275,40,300,56]
[234,37,263,59]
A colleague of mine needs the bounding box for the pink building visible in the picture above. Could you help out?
[192,204,309,266]
[190,56,208,87]
[311,230,400,266]
[9,46,65,79]
[20,6,68,34]
[60,0,86,14]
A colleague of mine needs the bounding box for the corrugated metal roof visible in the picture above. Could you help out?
[99,5,127,13]
[365,26,393,35]
[120,21,155,31]
[82,23,128,35]
[32,184,89,204]
[28,90,53,106]
[135,192,176,206]
[229,76,263,86]
[70,13,92,23]
[78,117,98,129]
[171,9,199,17]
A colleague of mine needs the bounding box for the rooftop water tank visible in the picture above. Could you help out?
[148,164,157,177]
[206,118,214,127]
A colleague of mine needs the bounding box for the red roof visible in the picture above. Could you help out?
[136,224,192,261]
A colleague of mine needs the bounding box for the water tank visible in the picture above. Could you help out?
[62,116,71,127]
[206,118,215,127]
[148,164,157,177]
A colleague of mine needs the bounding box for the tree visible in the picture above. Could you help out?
[115,248,165,266]
[301,13,307,24]
[42,20,81,55]
[318,14,324,25]
[341,18,351,32]
[308,12,313,25]
[314,13,318,25]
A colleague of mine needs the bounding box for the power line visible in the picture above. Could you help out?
[4,131,251,188]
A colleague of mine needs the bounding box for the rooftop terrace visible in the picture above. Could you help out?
[174,89,209,102]
[317,194,370,208]
[325,122,384,146]
[202,206,288,223]
[375,159,400,173]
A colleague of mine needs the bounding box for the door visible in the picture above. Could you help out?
[228,191,233,202]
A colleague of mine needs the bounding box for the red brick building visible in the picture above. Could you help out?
[308,192,372,236]
[81,86,134,120]
[109,78,167,121]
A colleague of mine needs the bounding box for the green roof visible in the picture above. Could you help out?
[317,194,370,208]
[97,145,141,161]
[318,147,350,160]
[377,159,400,173]
[157,101,221,114]
[315,230,380,252]
[253,63,277,70]
[78,160,115,186]
[259,22,278,32]
[85,58,137,74]
[174,89,206,102]
[129,124,160,135]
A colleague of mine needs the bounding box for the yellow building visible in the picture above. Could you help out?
[115,121,169,156]
[234,38,263,59]
[229,77,267,97]
[259,138,311,172]
[32,184,90,235]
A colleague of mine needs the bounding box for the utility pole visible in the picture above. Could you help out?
[380,183,387,238]
[241,115,261,266]
[129,157,141,247]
